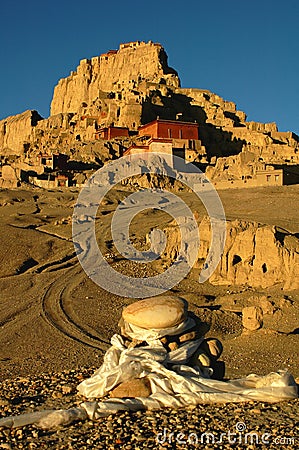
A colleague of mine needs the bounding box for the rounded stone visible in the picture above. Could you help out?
[122,296,187,329]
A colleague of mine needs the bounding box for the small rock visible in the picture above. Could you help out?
[0,398,10,406]
[197,352,211,367]
[61,384,74,394]
[51,390,63,399]
[168,342,179,351]
[201,338,223,359]
[260,298,275,315]
[110,377,152,398]
[242,306,263,331]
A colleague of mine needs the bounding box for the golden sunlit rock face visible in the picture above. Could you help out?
[1,40,299,190]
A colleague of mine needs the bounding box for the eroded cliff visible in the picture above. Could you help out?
[155,216,299,290]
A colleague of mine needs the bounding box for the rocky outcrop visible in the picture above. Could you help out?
[50,41,180,116]
[156,217,299,290]
[0,165,19,188]
[0,110,43,155]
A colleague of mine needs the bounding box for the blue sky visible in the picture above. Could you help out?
[1,0,299,134]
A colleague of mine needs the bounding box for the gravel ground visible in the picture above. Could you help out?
[0,367,298,449]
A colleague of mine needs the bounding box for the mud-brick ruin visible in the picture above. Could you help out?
[1,40,299,188]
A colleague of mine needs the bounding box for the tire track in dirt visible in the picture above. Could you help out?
[41,265,110,350]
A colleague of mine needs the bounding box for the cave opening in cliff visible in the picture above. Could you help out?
[232,254,242,266]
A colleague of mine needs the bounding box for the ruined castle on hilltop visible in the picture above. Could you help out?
[1,40,299,188]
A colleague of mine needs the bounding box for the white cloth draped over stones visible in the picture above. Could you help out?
[0,321,297,429]
[78,331,297,421]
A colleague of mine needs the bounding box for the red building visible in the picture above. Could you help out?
[95,126,129,140]
[138,119,199,140]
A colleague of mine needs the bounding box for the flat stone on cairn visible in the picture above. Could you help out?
[122,295,187,329]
